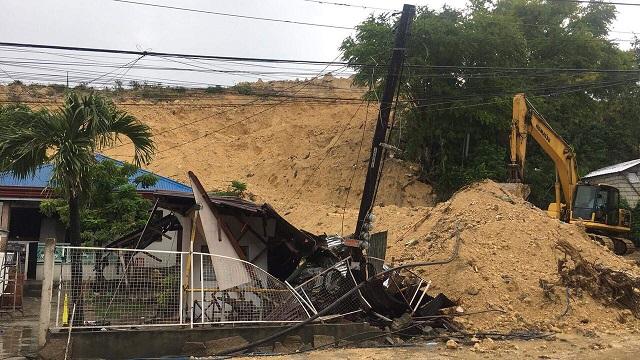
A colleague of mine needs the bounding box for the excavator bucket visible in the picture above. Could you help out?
[498,183,531,200]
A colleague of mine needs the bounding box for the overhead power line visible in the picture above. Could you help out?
[99,51,350,156]
[298,0,395,11]
[0,42,349,66]
[108,0,355,30]
[549,0,640,6]
[1,42,639,74]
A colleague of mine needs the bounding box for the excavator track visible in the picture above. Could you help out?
[590,234,615,252]
[612,237,636,255]
[588,234,635,255]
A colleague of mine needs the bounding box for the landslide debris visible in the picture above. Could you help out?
[386,180,640,333]
[0,80,434,210]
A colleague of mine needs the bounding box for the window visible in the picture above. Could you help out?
[573,185,597,220]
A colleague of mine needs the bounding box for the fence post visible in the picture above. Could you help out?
[38,237,56,347]
[190,253,194,329]
[179,253,184,325]
[200,254,204,324]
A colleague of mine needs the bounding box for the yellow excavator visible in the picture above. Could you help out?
[507,93,635,255]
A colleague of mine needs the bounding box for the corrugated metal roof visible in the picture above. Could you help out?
[583,158,640,179]
[0,154,191,193]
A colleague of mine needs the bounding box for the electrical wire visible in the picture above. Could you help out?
[107,0,355,30]
[549,0,640,6]
[0,66,16,82]
[3,42,640,73]
[86,54,145,86]
[298,0,396,12]
[149,52,348,155]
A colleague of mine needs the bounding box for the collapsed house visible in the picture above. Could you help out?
[168,171,455,326]
[39,168,453,337]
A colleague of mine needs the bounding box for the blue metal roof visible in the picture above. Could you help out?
[0,154,191,193]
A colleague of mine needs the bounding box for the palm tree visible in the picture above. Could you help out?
[0,91,155,322]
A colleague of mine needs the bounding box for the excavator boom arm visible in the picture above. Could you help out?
[510,93,579,210]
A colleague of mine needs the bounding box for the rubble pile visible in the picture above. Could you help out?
[386,180,640,333]
[556,239,640,317]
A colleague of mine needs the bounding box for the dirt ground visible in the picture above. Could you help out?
[0,297,40,359]
[241,331,640,359]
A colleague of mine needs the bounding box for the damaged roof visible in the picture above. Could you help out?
[583,158,640,179]
[0,153,191,193]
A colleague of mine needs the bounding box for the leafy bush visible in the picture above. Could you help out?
[210,180,248,197]
[50,84,67,94]
[205,85,225,94]
[232,83,254,95]
[40,160,158,246]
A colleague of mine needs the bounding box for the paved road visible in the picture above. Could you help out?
[0,297,40,359]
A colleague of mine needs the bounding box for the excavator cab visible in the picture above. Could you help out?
[571,184,629,228]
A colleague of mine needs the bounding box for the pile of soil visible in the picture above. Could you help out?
[0,79,434,211]
[385,180,640,333]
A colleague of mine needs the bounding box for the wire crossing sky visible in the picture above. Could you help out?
[0,0,638,87]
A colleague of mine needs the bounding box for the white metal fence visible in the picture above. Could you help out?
[49,246,408,329]
[51,246,309,329]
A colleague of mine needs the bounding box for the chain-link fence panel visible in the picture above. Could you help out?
[53,246,184,329]
[52,246,310,329]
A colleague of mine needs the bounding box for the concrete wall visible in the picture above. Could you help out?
[43,322,382,360]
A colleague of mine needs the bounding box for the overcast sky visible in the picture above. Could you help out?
[0,0,638,87]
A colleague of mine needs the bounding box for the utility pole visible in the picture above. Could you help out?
[352,4,415,263]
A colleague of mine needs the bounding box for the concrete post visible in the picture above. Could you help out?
[38,237,56,347]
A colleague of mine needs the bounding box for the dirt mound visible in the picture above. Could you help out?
[385,180,640,333]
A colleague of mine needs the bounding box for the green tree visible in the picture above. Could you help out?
[0,91,154,322]
[40,160,158,246]
[341,1,639,204]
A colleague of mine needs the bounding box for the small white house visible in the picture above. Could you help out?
[0,154,192,280]
[583,159,640,207]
